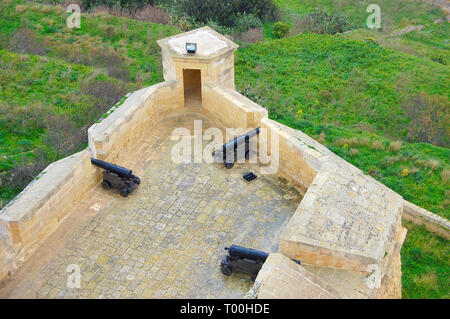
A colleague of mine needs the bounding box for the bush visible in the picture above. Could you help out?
[82,80,128,118]
[272,22,290,38]
[134,5,172,24]
[205,20,233,36]
[240,28,263,43]
[180,0,279,27]
[9,152,49,189]
[44,114,84,160]
[233,13,262,34]
[404,92,449,147]
[8,28,47,56]
[293,9,357,35]
[81,0,156,13]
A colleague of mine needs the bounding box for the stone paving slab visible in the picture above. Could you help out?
[0,115,301,299]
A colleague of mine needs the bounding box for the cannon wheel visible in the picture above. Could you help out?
[220,264,232,276]
[224,162,235,169]
[132,176,141,185]
[120,188,129,197]
[101,181,111,190]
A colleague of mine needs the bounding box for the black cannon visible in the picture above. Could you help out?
[91,158,141,197]
[212,127,260,169]
[220,244,301,281]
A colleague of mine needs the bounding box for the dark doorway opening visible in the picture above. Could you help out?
[183,69,202,109]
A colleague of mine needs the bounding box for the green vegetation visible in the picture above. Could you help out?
[402,221,449,299]
[275,0,445,29]
[272,21,290,38]
[0,0,179,205]
[0,49,131,203]
[0,1,179,85]
[344,22,450,66]
[272,0,448,65]
[235,34,449,219]
[0,0,448,299]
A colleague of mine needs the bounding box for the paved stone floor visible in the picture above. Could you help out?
[0,113,302,299]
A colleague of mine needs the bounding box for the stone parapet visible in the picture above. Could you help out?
[402,201,450,239]
[202,82,267,130]
[88,80,183,162]
[249,253,339,299]
[280,160,404,275]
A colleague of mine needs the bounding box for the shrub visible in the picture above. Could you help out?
[180,0,279,27]
[349,148,360,157]
[441,168,450,184]
[293,9,357,35]
[9,152,49,189]
[389,141,402,152]
[233,13,262,34]
[81,0,156,13]
[134,5,171,24]
[404,92,449,147]
[8,28,47,56]
[426,160,440,171]
[44,114,84,160]
[15,4,27,13]
[239,28,263,43]
[205,20,233,36]
[371,140,384,150]
[82,80,128,117]
[272,22,290,38]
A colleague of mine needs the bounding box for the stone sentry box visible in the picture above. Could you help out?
[157,27,239,109]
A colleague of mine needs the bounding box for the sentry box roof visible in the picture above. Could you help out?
[157,26,238,60]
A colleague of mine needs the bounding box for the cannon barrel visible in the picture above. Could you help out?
[91,158,133,178]
[225,244,269,262]
[222,127,260,151]
[225,244,301,265]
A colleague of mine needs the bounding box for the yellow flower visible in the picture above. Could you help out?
[343,143,349,150]
[401,168,408,177]
[296,108,303,119]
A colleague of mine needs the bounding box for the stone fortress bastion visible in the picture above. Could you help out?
[0,27,449,299]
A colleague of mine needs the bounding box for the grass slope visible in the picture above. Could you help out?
[402,221,449,299]
[0,0,180,204]
[0,49,131,202]
[0,0,180,86]
[235,34,449,219]
[275,0,444,27]
[270,0,448,65]
[0,0,447,299]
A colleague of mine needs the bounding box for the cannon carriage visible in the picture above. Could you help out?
[220,244,301,281]
[212,127,260,169]
[91,158,141,197]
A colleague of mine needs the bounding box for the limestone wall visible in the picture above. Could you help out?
[402,201,450,240]
[88,80,183,162]
[202,82,267,130]
[0,150,97,281]
[259,118,325,193]
[0,219,21,281]
[249,253,339,299]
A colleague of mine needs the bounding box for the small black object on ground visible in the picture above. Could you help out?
[242,172,257,183]
[91,158,141,197]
